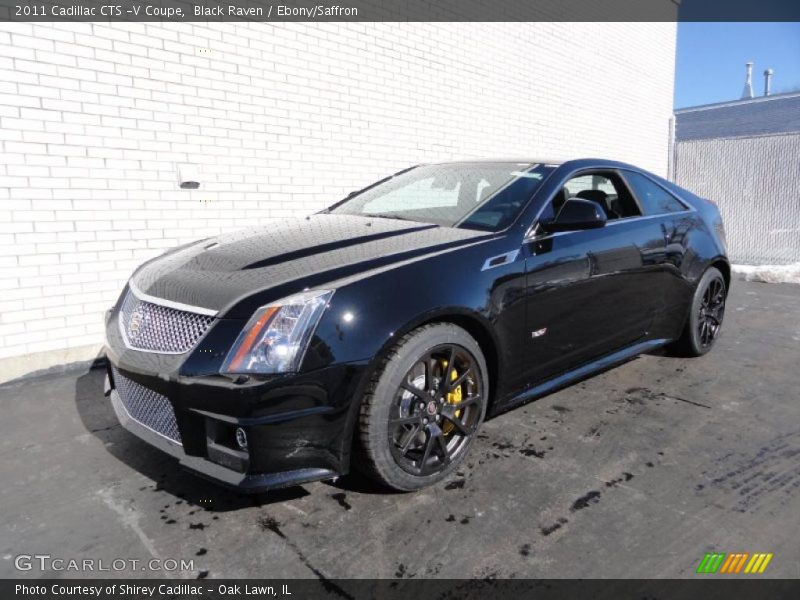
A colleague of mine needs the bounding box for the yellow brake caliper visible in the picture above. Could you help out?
[440,360,462,435]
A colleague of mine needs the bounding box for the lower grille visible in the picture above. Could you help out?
[111,366,182,445]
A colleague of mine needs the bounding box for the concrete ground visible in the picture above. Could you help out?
[1,280,799,580]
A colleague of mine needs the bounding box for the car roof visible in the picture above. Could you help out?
[428,158,566,166]
[426,158,643,171]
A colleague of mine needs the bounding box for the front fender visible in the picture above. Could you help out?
[301,236,524,389]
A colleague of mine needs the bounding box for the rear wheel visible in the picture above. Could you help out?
[357,323,488,491]
[673,266,727,356]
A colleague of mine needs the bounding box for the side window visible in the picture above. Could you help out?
[624,172,687,215]
[564,174,617,197]
[555,172,641,220]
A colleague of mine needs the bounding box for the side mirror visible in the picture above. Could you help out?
[542,198,607,233]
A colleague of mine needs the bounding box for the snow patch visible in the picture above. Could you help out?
[732,263,800,285]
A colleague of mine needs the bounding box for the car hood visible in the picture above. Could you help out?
[130,214,492,317]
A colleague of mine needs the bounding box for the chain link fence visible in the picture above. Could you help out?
[674,133,800,265]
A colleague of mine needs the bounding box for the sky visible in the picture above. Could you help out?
[674,22,800,109]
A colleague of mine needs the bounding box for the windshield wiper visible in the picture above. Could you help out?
[363,213,418,222]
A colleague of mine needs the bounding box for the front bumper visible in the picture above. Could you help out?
[107,382,336,491]
[104,303,367,492]
[104,358,366,492]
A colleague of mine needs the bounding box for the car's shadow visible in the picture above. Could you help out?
[74,365,393,511]
[646,345,686,358]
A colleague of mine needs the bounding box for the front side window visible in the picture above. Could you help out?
[550,172,641,221]
[329,162,553,231]
[624,171,687,215]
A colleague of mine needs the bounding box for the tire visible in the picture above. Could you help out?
[357,323,489,491]
[672,266,727,357]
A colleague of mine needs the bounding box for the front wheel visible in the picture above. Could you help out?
[672,266,727,356]
[357,323,488,491]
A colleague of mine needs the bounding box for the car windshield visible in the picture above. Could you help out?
[328,162,553,231]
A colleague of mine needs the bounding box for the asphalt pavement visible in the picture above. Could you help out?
[1,279,799,580]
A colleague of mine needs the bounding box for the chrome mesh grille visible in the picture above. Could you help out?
[111,366,181,444]
[119,289,214,354]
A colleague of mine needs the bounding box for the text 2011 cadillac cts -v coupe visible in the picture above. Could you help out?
[104,158,729,491]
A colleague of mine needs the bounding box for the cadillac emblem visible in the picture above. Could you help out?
[128,309,145,339]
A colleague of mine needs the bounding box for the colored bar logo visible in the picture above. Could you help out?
[696,552,773,574]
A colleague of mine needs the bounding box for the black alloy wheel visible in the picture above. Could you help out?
[672,266,727,357]
[357,323,488,491]
[698,274,726,348]
[388,344,482,476]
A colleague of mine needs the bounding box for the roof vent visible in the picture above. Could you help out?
[763,68,773,97]
[741,62,754,99]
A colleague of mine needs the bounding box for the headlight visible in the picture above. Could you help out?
[221,289,333,375]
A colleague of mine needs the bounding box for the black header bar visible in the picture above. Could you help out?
[4,579,800,600]
[1,0,800,22]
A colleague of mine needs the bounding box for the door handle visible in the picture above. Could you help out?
[587,252,598,276]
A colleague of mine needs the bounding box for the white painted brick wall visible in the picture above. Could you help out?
[0,21,676,379]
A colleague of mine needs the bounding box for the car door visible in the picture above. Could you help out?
[522,170,669,383]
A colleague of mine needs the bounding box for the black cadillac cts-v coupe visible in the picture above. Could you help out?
[104,158,729,492]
